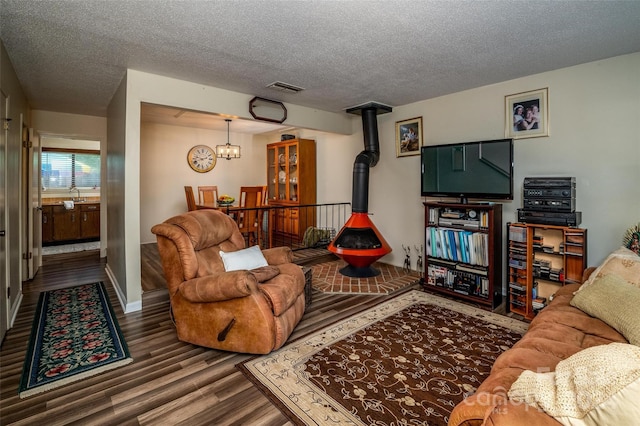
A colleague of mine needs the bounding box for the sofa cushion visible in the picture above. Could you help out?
[508,343,640,426]
[219,245,268,271]
[570,273,640,346]
[448,273,630,426]
[576,246,640,292]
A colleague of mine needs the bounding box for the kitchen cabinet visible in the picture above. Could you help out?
[53,205,80,241]
[80,203,100,239]
[42,206,53,243]
[45,202,100,244]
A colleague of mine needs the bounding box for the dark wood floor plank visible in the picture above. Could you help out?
[0,247,409,425]
[136,385,220,425]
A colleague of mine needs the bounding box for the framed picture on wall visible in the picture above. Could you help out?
[395,116,423,157]
[505,88,549,139]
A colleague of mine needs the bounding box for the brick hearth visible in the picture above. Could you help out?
[311,260,420,294]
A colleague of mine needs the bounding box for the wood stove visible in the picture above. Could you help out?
[328,103,392,277]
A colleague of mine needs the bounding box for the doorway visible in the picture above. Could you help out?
[37,136,102,259]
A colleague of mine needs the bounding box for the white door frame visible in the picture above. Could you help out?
[1,90,8,343]
[28,128,41,277]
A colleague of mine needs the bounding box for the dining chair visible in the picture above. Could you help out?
[237,186,267,246]
[198,185,219,206]
[184,186,197,211]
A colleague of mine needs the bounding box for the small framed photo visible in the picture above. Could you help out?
[505,88,549,139]
[396,116,423,157]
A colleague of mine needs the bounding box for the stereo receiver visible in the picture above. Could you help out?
[524,177,576,188]
[523,197,576,211]
[518,209,582,227]
[523,187,575,199]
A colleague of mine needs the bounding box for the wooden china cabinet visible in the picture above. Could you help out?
[266,139,316,244]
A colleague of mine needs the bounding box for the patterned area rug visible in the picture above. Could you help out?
[239,290,528,426]
[19,282,132,398]
[312,259,420,294]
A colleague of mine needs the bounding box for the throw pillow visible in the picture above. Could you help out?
[219,245,268,271]
[576,246,640,293]
[508,343,640,426]
[570,273,640,345]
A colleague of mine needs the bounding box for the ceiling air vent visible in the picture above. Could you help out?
[266,81,305,94]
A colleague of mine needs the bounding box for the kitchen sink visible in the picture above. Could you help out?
[51,200,97,204]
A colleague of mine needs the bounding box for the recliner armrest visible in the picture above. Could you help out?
[178,271,259,303]
[262,246,293,265]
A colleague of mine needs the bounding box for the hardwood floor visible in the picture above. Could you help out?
[0,250,399,425]
[141,242,339,292]
[141,243,167,292]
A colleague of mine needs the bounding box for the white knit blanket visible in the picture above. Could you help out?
[508,343,640,424]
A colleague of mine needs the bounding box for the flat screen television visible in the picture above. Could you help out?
[421,138,513,203]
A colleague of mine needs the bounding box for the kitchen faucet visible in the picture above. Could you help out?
[69,186,83,202]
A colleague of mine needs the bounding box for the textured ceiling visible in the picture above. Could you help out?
[2,0,640,122]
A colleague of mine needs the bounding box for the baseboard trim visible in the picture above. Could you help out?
[9,291,23,329]
[105,264,142,313]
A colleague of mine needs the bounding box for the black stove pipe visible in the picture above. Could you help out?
[352,107,380,213]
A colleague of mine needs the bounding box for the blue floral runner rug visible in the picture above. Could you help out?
[239,290,528,426]
[19,282,132,398]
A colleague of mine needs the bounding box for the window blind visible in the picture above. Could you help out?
[42,150,100,190]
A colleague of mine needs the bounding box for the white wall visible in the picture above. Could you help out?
[140,123,269,243]
[134,54,640,288]
[139,124,361,244]
[373,53,640,272]
[299,127,362,205]
[1,40,29,333]
[119,70,355,309]
[31,110,106,138]
[106,75,137,312]
[119,54,639,308]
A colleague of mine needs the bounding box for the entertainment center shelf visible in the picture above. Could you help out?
[422,201,502,310]
[507,222,587,320]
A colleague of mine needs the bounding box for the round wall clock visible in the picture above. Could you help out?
[187,145,216,173]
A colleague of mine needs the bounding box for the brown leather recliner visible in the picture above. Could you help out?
[151,209,306,354]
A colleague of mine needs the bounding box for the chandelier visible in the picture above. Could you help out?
[216,119,241,160]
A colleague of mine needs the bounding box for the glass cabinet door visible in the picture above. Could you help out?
[277,145,287,201]
[288,144,298,201]
[267,140,305,203]
[267,147,276,202]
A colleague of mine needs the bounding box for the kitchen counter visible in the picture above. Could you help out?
[42,197,101,206]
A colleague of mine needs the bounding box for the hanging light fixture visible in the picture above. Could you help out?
[216,119,241,160]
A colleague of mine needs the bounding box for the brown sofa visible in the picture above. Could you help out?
[151,209,306,354]
[448,268,629,426]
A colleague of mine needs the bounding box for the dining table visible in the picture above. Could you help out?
[196,202,241,213]
[196,202,248,223]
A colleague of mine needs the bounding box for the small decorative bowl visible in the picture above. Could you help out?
[217,198,234,207]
